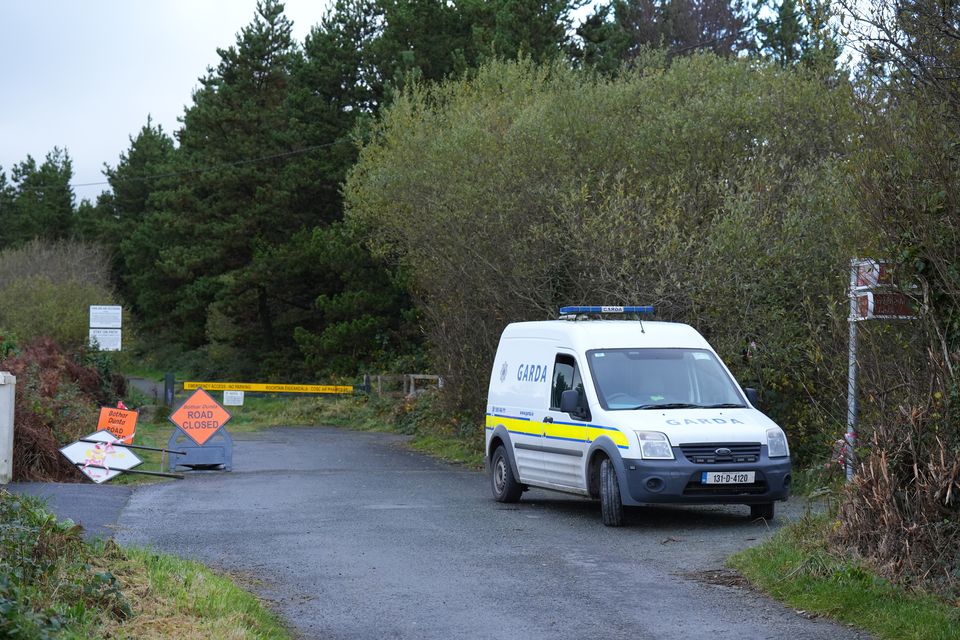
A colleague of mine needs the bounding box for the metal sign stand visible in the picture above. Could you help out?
[73,462,185,480]
[167,426,234,471]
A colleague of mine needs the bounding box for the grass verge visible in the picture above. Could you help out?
[0,489,290,640]
[729,511,960,640]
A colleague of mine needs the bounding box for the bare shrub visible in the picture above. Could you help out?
[0,239,112,290]
[0,240,118,348]
[0,276,118,348]
[835,399,960,595]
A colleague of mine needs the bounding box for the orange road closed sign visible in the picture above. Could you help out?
[97,407,138,443]
[169,388,232,446]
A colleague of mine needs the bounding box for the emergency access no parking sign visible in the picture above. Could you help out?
[169,388,232,446]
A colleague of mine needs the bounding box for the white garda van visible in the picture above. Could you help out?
[485,306,791,526]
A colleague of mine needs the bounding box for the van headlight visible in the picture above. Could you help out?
[635,431,674,460]
[766,428,789,458]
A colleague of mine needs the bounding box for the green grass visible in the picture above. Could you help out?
[105,549,290,639]
[729,512,960,640]
[0,490,291,639]
[113,355,174,383]
[410,434,484,468]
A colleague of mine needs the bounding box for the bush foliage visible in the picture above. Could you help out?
[347,54,861,456]
[0,490,131,639]
[0,240,118,349]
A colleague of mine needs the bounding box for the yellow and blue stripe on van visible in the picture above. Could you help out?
[485,413,630,449]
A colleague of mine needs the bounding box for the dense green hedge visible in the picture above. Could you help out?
[347,54,861,461]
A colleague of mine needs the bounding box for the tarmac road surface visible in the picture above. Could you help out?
[112,426,870,640]
[6,482,133,540]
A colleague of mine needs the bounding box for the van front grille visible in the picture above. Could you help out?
[683,480,768,496]
[680,443,761,464]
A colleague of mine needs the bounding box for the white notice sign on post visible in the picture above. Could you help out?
[89,305,122,329]
[89,328,122,351]
[223,390,245,406]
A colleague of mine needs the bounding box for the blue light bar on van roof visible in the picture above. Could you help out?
[559,305,655,315]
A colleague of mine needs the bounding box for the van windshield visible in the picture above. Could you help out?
[586,348,745,411]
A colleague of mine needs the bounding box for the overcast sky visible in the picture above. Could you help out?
[1,1,332,201]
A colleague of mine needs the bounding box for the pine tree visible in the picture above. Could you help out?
[576,0,750,69]
[128,0,302,353]
[757,0,804,65]
[756,0,840,70]
[0,170,15,249]
[2,149,75,248]
[464,0,576,63]
[77,118,176,243]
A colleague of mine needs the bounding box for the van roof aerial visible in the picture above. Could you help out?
[558,305,655,319]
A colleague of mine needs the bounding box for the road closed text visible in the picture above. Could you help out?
[169,388,232,446]
[181,411,221,430]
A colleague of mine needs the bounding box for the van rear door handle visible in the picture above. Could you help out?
[543,416,553,423]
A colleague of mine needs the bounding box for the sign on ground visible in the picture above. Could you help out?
[184,381,353,394]
[169,388,232,446]
[60,431,142,483]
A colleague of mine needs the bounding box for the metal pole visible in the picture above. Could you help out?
[846,261,859,482]
[79,439,186,455]
[73,462,184,480]
[164,372,174,406]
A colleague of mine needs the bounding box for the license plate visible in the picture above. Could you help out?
[701,471,755,484]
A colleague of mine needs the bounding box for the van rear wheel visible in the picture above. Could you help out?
[599,458,624,527]
[491,446,522,503]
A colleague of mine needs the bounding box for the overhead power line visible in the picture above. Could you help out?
[13,141,346,193]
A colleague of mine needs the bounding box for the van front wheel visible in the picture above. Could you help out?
[491,446,522,503]
[750,502,775,520]
[599,458,625,527]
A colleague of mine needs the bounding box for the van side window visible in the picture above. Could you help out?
[551,354,583,409]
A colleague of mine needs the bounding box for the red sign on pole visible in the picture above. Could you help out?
[169,388,232,446]
[854,291,916,320]
[851,258,918,321]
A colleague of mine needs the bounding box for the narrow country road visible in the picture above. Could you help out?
[110,426,869,640]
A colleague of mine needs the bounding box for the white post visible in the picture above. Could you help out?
[0,372,16,484]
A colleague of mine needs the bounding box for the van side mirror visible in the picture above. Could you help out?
[745,387,760,408]
[560,389,589,420]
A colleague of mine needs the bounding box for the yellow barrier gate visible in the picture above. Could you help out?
[182,381,355,394]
